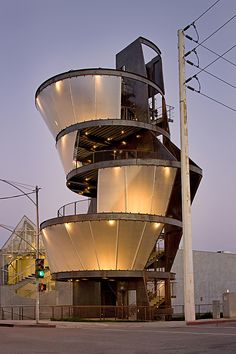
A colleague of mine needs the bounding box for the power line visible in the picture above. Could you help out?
[186,39,236,68]
[186,14,236,54]
[186,43,236,89]
[183,4,236,115]
[0,191,35,200]
[185,37,236,72]
[192,0,221,25]
[184,0,221,30]
[187,62,236,90]
[187,86,236,112]
[0,179,36,191]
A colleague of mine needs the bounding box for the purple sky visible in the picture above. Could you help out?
[0,0,236,252]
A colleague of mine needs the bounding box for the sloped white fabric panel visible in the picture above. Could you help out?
[97,165,177,215]
[42,219,162,272]
[56,131,78,174]
[36,75,122,139]
[42,224,82,273]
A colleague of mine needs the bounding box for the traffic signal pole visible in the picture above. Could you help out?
[35,186,40,324]
[178,29,195,322]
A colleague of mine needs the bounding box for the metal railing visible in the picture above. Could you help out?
[172,303,222,317]
[57,198,92,217]
[0,305,171,321]
[6,262,36,285]
[0,303,218,321]
[75,149,169,168]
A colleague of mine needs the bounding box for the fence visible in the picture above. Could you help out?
[172,303,223,317]
[0,303,218,321]
[0,305,171,321]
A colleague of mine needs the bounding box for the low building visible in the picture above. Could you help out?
[171,249,236,315]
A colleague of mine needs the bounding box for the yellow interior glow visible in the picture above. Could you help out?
[108,220,115,226]
[95,75,102,85]
[55,80,62,92]
[164,167,170,177]
[65,223,72,232]
[153,222,161,229]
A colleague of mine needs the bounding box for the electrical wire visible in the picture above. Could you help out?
[185,43,236,86]
[187,86,236,112]
[192,23,200,43]
[0,191,35,200]
[187,62,236,90]
[192,0,221,25]
[186,39,236,68]
[191,44,236,74]
[183,2,236,115]
[185,14,236,57]
[183,0,221,31]
[193,14,236,51]
[0,179,36,191]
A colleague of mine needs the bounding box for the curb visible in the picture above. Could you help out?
[0,323,56,328]
[187,318,236,326]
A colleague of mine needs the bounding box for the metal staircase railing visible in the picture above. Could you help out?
[145,248,164,268]
[148,282,165,308]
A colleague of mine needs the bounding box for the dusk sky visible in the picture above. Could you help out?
[0,0,236,252]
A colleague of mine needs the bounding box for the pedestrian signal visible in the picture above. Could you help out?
[38,283,46,292]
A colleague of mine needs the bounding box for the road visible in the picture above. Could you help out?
[1,322,236,353]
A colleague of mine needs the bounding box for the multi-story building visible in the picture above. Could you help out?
[35,37,201,318]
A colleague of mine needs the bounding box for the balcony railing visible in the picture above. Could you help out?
[57,199,93,217]
[76,149,168,168]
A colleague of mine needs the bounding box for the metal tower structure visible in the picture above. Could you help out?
[35,37,202,319]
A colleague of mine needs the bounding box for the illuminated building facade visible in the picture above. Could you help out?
[35,37,201,318]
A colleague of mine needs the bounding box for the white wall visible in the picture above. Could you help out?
[171,249,236,312]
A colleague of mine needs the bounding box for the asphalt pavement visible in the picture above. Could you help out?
[1,319,236,353]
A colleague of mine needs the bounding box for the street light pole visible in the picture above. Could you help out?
[178,29,195,322]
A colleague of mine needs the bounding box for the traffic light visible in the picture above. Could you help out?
[38,283,47,292]
[35,258,45,278]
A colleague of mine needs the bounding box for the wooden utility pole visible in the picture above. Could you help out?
[178,29,195,322]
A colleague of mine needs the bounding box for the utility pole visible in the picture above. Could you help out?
[35,185,40,324]
[178,29,195,322]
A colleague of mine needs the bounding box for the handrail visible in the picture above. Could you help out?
[57,198,92,217]
[75,149,169,168]
[7,262,35,284]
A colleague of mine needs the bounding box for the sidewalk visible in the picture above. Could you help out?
[1,317,236,328]
[0,319,187,328]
